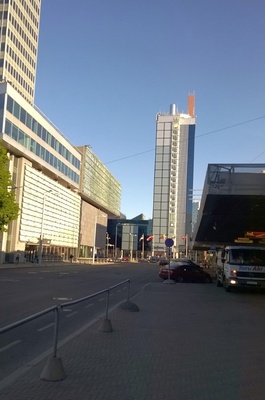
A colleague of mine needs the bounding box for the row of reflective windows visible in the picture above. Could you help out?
[12,0,39,30]
[17,0,40,16]
[1,0,40,27]
[3,62,34,99]
[6,8,37,55]
[8,26,36,67]
[10,5,38,43]
[5,94,80,169]
[6,43,34,82]
[4,46,34,83]
[4,118,80,184]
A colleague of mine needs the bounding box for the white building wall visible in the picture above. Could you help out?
[20,165,81,246]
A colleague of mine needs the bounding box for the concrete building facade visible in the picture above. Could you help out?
[152,95,196,256]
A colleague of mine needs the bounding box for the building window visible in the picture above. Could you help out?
[4,119,79,184]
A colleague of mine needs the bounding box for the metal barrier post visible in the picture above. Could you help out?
[52,307,60,358]
[40,306,65,381]
[98,289,113,332]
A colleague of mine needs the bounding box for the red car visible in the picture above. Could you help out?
[159,261,212,283]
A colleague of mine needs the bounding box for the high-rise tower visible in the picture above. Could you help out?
[152,94,196,256]
[0,0,41,104]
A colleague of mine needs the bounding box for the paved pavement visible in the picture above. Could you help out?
[1,276,265,400]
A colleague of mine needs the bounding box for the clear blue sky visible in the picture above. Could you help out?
[34,0,265,219]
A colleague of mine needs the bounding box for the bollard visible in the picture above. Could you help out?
[40,357,65,381]
[118,300,139,312]
[40,307,66,381]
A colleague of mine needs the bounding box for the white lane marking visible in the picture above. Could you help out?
[84,303,94,308]
[62,308,72,312]
[52,297,72,301]
[98,297,105,302]
[37,323,55,332]
[0,340,22,353]
[65,311,78,318]
[0,279,20,282]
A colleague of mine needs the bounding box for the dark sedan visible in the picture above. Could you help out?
[159,261,212,283]
[159,258,203,268]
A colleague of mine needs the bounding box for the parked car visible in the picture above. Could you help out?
[158,257,168,266]
[173,258,205,269]
[159,258,203,268]
[159,261,212,283]
[149,256,159,263]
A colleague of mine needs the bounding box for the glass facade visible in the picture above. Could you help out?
[1,93,80,184]
[79,146,121,216]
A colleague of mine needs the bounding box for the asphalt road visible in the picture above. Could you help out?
[0,262,160,380]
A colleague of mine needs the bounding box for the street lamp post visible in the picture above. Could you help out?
[106,232,110,259]
[141,234,145,259]
[114,223,121,261]
[129,233,137,262]
[108,244,114,258]
[92,216,98,264]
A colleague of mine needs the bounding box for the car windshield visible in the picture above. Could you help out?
[161,263,178,269]
[230,249,265,265]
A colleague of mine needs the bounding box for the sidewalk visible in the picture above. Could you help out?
[0,260,115,269]
[1,281,265,400]
[0,261,72,269]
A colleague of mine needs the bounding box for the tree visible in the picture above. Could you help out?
[0,142,19,231]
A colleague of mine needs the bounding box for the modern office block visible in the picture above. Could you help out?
[0,82,81,189]
[0,0,41,104]
[0,82,82,261]
[77,145,121,217]
[77,145,121,259]
[152,94,196,256]
[107,216,152,260]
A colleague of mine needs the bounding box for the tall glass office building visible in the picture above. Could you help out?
[0,0,41,104]
[152,94,196,256]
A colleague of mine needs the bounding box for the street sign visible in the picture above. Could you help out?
[165,238,174,248]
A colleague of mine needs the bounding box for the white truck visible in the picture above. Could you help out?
[216,246,265,292]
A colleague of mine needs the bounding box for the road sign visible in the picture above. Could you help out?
[165,238,174,248]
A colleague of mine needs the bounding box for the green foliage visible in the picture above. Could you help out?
[0,142,19,232]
